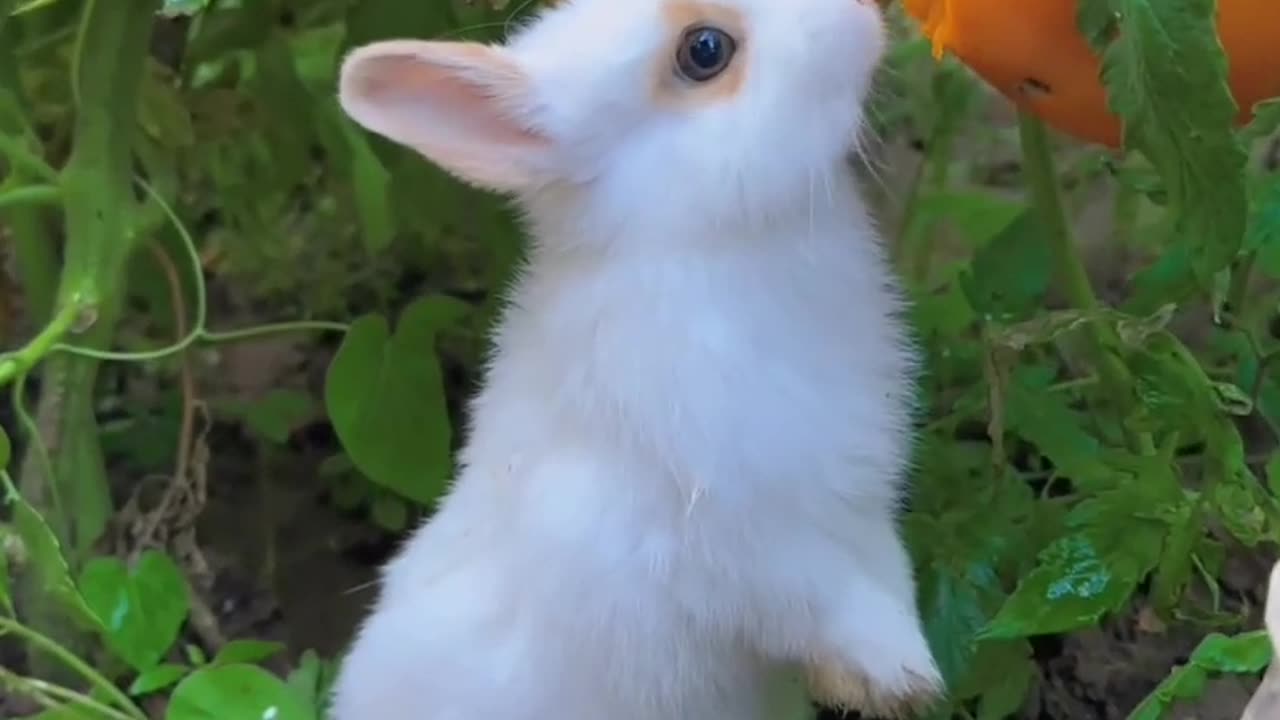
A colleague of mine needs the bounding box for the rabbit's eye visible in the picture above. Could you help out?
[676,26,736,82]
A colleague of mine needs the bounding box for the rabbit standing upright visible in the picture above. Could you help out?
[330,0,943,718]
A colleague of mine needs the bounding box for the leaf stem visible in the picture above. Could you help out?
[0,183,61,210]
[1017,111,1134,402]
[0,667,140,720]
[0,132,58,183]
[0,299,84,385]
[0,617,146,718]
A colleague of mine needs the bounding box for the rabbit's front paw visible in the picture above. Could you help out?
[804,658,941,719]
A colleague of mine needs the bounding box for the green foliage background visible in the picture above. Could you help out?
[0,0,1278,718]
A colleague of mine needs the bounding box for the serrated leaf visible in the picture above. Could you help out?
[325,296,469,506]
[1077,0,1248,294]
[166,664,310,720]
[959,209,1053,320]
[129,663,190,696]
[212,639,286,667]
[981,521,1162,640]
[1004,367,1104,482]
[78,550,190,673]
[0,472,101,631]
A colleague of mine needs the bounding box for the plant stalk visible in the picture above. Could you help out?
[0,9,58,324]
[15,0,160,682]
[1016,111,1137,431]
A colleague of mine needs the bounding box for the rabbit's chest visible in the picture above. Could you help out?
[482,246,914,497]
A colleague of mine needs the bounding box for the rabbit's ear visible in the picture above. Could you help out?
[338,40,552,192]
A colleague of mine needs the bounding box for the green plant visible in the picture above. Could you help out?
[0,0,1278,718]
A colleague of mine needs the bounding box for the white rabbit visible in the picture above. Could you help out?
[329,0,943,718]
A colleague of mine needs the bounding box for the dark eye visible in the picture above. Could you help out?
[675,26,737,82]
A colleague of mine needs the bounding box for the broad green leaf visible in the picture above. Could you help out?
[129,663,190,696]
[78,550,190,672]
[325,296,469,506]
[1077,0,1248,293]
[981,521,1162,640]
[212,639,286,667]
[166,664,311,720]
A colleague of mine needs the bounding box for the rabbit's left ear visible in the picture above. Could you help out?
[338,39,553,192]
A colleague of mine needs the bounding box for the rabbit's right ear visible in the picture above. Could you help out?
[338,40,553,192]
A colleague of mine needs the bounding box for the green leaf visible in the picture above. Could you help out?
[78,550,190,672]
[325,296,469,506]
[0,472,101,630]
[1077,0,1249,291]
[0,423,10,469]
[1242,98,1280,144]
[1189,631,1273,674]
[1003,367,1104,482]
[1249,175,1280,279]
[338,103,395,255]
[284,650,340,720]
[129,663,190,696]
[166,664,311,720]
[211,639,286,667]
[234,389,318,445]
[959,209,1053,321]
[981,520,1162,640]
[370,490,409,532]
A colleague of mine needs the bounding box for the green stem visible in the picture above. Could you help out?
[0,667,140,720]
[1017,112,1132,390]
[15,0,160,683]
[0,299,81,383]
[0,183,60,210]
[0,132,58,183]
[0,15,58,322]
[0,617,146,719]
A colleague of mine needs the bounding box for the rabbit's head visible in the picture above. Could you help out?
[338,0,886,242]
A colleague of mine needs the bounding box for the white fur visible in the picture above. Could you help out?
[330,0,942,718]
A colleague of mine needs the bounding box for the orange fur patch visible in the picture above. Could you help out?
[652,0,749,108]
